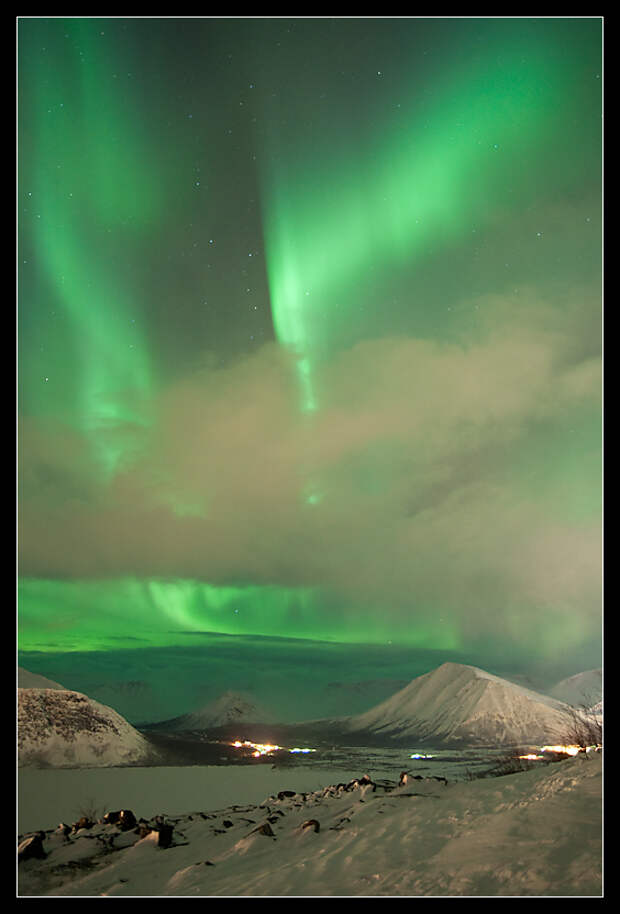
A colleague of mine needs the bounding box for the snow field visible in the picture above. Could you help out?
[18,753,602,897]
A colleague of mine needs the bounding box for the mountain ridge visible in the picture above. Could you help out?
[158,690,275,731]
[326,662,577,747]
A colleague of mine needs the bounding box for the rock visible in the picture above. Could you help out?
[277,790,296,800]
[358,774,377,791]
[252,822,275,837]
[103,809,137,830]
[157,824,174,848]
[18,832,47,862]
[343,774,377,792]
[72,816,93,832]
[119,809,137,830]
[301,819,320,833]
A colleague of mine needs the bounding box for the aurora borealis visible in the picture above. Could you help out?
[18,17,602,720]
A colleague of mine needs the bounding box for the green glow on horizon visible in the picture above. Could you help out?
[259,28,589,413]
[17,577,461,653]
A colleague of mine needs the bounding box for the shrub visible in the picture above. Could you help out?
[553,692,602,753]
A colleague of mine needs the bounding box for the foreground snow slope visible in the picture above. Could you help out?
[18,688,154,768]
[18,754,601,897]
[343,662,574,746]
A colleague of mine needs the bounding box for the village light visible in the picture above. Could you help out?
[229,739,316,756]
[541,745,583,756]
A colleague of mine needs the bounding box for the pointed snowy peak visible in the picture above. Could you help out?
[343,662,574,746]
[163,690,274,731]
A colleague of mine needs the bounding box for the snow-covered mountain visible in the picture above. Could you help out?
[548,669,602,708]
[18,685,155,768]
[161,690,274,731]
[338,662,575,746]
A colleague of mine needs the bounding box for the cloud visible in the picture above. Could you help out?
[18,287,601,654]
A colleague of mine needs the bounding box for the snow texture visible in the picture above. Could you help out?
[17,753,602,897]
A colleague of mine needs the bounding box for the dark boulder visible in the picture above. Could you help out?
[18,831,47,862]
[277,790,296,800]
[301,819,320,833]
[119,810,137,830]
[157,823,174,848]
[72,816,94,832]
[103,809,138,830]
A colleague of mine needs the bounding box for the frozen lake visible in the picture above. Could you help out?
[18,744,528,835]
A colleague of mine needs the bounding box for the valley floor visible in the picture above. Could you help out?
[17,753,602,897]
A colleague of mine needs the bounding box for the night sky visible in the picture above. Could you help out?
[18,17,602,720]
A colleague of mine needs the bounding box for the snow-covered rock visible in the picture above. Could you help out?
[18,687,155,768]
[162,690,274,731]
[339,662,575,746]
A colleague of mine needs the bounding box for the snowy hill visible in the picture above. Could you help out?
[161,690,274,731]
[18,687,155,768]
[17,753,602,896]
[339,662,575,746]
[18,667,66,690]
[548,669,602,708]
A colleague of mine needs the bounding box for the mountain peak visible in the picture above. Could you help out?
[163,690,274,731]
[344,662,572,746]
